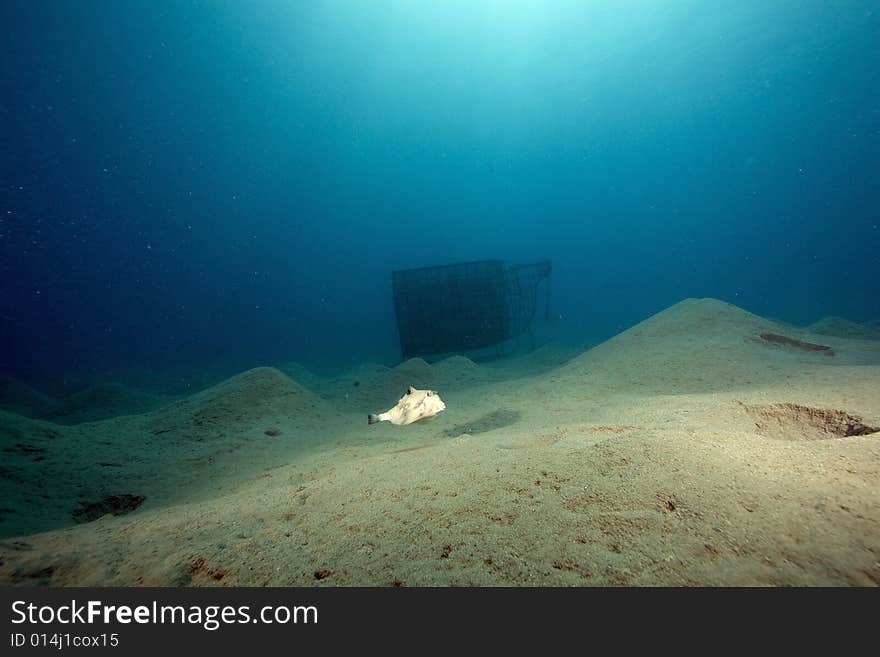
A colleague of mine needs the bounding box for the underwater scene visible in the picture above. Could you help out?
[1,1,879,586]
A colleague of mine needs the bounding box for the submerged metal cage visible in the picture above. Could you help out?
[391,259,551,359]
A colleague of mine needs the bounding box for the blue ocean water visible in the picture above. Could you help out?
[2,0,878,390]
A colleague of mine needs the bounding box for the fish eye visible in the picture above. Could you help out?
[427,391,433,396]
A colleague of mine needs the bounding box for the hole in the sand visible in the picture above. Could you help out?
[441,409,521,437]
[744,403,879,441]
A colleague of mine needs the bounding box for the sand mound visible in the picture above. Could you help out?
[0,368,344,539]
[0,376,60,418]
[616,297,772,338]
[554,298,880,393]
[44,382,172,424]
[433,354,480,370]
[430,355,483,383]
[393,357,434,379]
[152,367,333,427]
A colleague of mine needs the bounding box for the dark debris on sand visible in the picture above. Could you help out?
[71,494,146,523]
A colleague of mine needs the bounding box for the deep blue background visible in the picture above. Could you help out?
[2,0,878,388]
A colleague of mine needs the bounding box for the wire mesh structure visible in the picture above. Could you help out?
[392,259,551,359]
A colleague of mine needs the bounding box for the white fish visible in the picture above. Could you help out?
[368,386,446,426]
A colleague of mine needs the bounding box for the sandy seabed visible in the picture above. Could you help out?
[1,298,879,586]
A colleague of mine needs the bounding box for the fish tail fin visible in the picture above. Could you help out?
[368,414,381,425]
